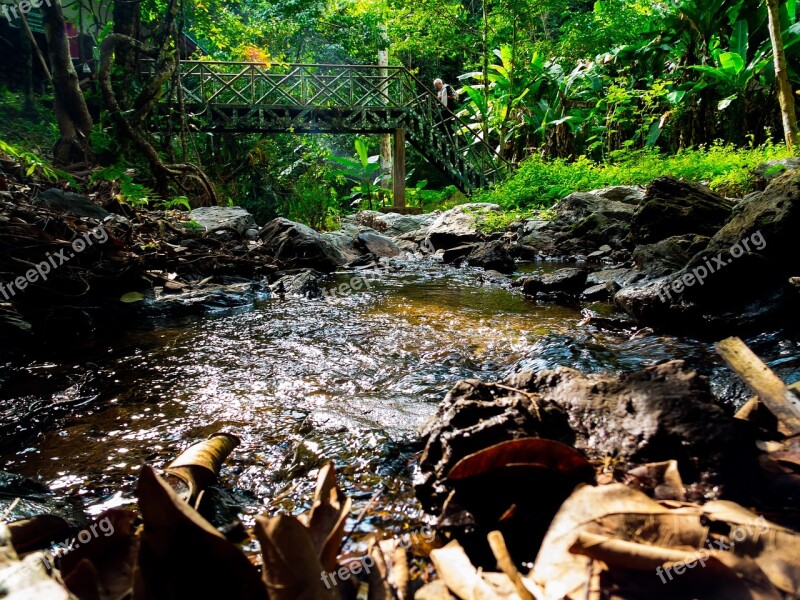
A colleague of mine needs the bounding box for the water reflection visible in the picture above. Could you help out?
[1,259,798,534]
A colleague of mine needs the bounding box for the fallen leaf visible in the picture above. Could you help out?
[133,465,266,600]
[305,463,352,573]
[254,514,338,600]
[165,432,240,506]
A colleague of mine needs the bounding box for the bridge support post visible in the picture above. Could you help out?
[392,128,406,209]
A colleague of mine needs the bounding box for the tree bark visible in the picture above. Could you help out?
[42,0,93,166]
[19,27,36,116]
[766,0,798,150]
[112,0,142,108]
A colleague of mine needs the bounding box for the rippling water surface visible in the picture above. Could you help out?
[1,259,799,536]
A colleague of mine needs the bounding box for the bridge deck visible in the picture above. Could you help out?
[147,61,509,194]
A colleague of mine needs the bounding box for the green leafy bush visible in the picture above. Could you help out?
[478,142,790,209]
[92,164,158,207]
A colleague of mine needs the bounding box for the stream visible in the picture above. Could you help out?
[2,258,800,542]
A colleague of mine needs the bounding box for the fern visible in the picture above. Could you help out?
[92,164,157,207]
[0,138,61,182]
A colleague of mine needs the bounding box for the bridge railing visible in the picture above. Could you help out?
[142,60,510,188]
[142,60,415,109]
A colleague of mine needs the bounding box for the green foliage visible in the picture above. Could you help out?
[0,139,64,182]
[162,196,193,211]
[473,207,538,233]
[329,138,383,210]
[478,142,790,209]
[92,164,158,208]
[182,220,204,231]
[283,171,341,231]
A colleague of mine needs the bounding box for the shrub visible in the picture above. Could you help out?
[478,142,790,210]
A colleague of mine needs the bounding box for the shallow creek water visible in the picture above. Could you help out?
[1,259,799,540]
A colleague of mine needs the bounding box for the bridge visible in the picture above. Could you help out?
[145,61,510,206]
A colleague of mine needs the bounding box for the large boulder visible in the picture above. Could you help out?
[189,206,258,235]
[416,360,756,515]
[631,177,734,244]
[320,231,362,264]
[519,268,587,296]
[753,157,800,186]
[424,203,500,250]
[355,231,402,258]
[615,172,800,332]
[520,192,636,256]
[350,211,437,236]
[34,188,109,220]
[466,241,516,273]
[631,236,692,278]
[259,218,348,271]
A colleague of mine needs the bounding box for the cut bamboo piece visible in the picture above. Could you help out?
[716,337,800,436]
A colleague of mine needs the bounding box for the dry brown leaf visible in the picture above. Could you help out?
[133,465,266,600]
[254,514,338,600]
[306,462,353,573]
[447,438,593,482]
[626,460,685,501]
[59,510,138,600]
[415,580,455,599]
[430,540,524,600]
[164,432,240,506]
[7,515,71,555]
[0,523,74,599]
[529,483,800,600]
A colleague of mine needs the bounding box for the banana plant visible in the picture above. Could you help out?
[689,21,771,111]
[329,139,381,209]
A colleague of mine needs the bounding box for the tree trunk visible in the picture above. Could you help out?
[42,0,93,166]
[766,0,798,150]
[19,28,36,116]
[113,0,142,108]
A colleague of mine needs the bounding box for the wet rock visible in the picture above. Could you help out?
[320,231,362,264]
[416,361,758,515]
[520,268,587,296]
[442,244,477,264]
[631,177,734,244]
[424,203,500,250]
[270,269,325,298]
[415,380,575,513]
[141,281,269,317]
[466,241,516,274]
[189,206,258,235]
[581,282,614,301]
[631,237,691,278]
[259,218,347,272]
[585,268,638,288]
[0,471,86,527]
[753,157,800,185]
[356,231,402,258]
[34,188,109,220]
[521,192,635,256]
[586,244,612,261]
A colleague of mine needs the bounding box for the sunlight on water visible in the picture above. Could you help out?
[1,259,799,534]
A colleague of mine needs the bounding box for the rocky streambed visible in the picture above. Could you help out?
[1,165,800,597]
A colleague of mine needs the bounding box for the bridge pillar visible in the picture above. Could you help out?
[392,128,406,208]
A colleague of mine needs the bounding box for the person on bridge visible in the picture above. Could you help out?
[434,78,458,115]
